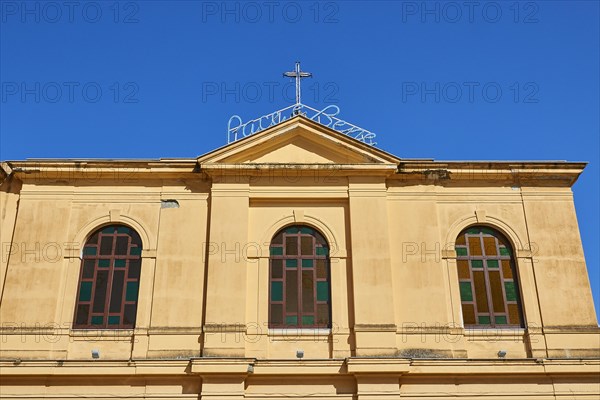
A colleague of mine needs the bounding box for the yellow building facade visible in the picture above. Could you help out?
[1,116,599,399]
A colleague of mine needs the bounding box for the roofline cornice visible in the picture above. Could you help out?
[394,161,586,187]
[1,159,586,187]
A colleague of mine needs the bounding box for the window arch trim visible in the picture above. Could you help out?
[445,214,525,258]
[260,215,344,258]
[72,214,153,256]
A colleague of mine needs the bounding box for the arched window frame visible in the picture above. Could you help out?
[268,225,331,329]
[73,224,142,329]
[455,225,525,328]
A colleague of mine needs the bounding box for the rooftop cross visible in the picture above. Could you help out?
[283,61,312,107]
[227,63,376,146]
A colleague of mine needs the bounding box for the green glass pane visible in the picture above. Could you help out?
[83,247,97,256]
[317,281,329,302]
[455,247,468,256]
[316,247,329,256]
[130,247,142,256]
[302,259,313,268]
[285,227,298,234]
[300,227,314,234]
[459,281,473,301]
[98,259,110,268]
[471,260,483,268]
[108,315,120,325]
[499,247,511,256]
[116,226,130,234]
[102,227,114,234]
[285,315,297,325]
[79,281,92,302]
[114,259,126,268]
[487,260,499,268]
[481,227,496,236]
[467,227,480,234]
[125,281,139,302]
[286,259,298,268]
[91,316,103,325]
[271,281,283,301]
[478,315,491,325]
[302,315,314,325]
[270,247,283,256]
[504,281,517,301]
[495,315,507,325]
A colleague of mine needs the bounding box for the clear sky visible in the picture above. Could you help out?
[1,1,599,320]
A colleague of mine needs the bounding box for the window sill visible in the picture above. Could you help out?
[464,327,526,341]
[464,327,525,334]
[268,328,331,337]
[70,329,135,338]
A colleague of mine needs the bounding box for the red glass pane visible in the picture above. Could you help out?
[109,270,125,313]
[285,236,298,256]
[92,270,109,313]
[483,237,497,256]
[317,304,330,326]
[115,236,129,255]
[502,260,513,279]
[99,236,113,255]
[271,304,283,325]
[123,304,137,326]
[286,271,298,313]
[473,271,489,313]
[271,231,283,245]
[457,260,470,279]
[128,259,141,279]
[271,259,283,279]
[302,270,314,313]
[301,236,313,256]
[508,304,521,325]
[468,236,483,256]
[75,304,89,325]
[316,259,327,279]
[461,304,476,325]
[488,271,505,313]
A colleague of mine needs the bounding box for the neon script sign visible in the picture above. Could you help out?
[227,103,377,146]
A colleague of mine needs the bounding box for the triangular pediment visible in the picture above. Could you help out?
[197,116,400,165]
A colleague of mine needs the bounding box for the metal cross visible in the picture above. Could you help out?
[283,61,312,106]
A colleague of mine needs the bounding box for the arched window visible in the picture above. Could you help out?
[456,226,524,328]
[269,225,331,328]
[73,225,142,329]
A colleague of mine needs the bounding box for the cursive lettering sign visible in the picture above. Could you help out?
[227,103,376,146]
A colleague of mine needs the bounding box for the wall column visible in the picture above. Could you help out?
[348,177,397,356]
[203,181,250,357]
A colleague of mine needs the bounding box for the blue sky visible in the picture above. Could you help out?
[1,1,599,320]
